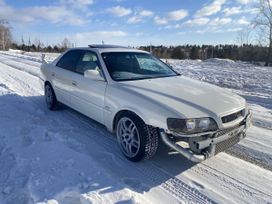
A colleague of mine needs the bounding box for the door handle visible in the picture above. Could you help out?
[51,72,55,77]
[72,81,77,86]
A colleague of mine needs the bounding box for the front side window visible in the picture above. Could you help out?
[102,52,177,81]
[75,51,102,74]
[56,50,82,71]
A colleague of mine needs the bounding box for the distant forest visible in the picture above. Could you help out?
[9,42,268,63]
[139,45,268,63]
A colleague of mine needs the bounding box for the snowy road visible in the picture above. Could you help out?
[0,52,271,204]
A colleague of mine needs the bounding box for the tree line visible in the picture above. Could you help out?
[139,44,268,63]
[3,38,271,65]
[10,37,73,53]
[8,40,269,63]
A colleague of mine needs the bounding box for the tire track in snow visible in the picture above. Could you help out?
[192,163,272,203]
[0,55,43,81]
[0,51,43,64]
[226,144,272,171]
[1,53,42,67]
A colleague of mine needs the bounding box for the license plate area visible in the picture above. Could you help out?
[194,125,245,151]
[226,125,244,138]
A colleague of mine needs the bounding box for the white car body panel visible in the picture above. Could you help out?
[51,67,73,106]
[70,73,107,124]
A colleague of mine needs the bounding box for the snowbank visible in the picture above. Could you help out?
[1,50,60,63]
[169,59,272,109]
[204,58,235,65]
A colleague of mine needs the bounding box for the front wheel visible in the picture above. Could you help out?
[45,83,57,110]
[116,113,158,162]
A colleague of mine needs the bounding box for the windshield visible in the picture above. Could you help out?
[101,52,178,81]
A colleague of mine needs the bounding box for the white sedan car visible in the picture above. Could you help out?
[41,45,251,162]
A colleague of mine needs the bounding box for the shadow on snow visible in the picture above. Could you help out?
[0,93,199,204]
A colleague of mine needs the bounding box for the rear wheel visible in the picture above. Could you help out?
[45,83,57,110]
[116,112,158,162]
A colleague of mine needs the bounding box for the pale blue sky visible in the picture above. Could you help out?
[0,0,258,46]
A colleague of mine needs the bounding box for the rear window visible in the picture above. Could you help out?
[56,50,82,71]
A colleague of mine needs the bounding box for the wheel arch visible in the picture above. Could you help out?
[112,109,146,133]
[44,80,52,87]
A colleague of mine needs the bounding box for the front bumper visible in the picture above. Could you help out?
[160,112,252,162]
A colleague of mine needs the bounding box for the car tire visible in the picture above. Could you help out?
[116,112,158,162]
[45,83,57,110]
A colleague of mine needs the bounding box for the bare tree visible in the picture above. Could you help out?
[236,28,252,60]
[254,0,272,65]
[61,38,71,49]
[21,35,25,45]
[34,37,42,51]
[236,28,252,46]
[0,19,12,50]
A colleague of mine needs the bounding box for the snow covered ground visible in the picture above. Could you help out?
[0,51,271,204]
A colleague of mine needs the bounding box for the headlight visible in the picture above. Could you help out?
[167,117,218,134]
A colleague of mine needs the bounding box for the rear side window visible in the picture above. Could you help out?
[56,50,82,71]
[75,51,101,74]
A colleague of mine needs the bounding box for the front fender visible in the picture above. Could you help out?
[104,84,182,132]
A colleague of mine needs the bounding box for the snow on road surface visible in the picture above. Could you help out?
[0,52,271,204]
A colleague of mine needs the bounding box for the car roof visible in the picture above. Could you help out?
[68,45,149,54]
[88,44,128,49]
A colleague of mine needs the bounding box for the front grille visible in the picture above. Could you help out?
[214,134,240,154]
[221,109,245,124]
[213,125,239,138]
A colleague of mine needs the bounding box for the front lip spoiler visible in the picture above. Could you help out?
[160,112,252,162]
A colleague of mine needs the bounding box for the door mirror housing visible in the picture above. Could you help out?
[84,70,104,81]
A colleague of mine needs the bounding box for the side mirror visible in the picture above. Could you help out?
[84,69,104,81]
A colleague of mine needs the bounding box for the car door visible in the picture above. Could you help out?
[52,50,82,106]
[70,50,107,124]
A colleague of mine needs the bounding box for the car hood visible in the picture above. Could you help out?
[120,76,246,118]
